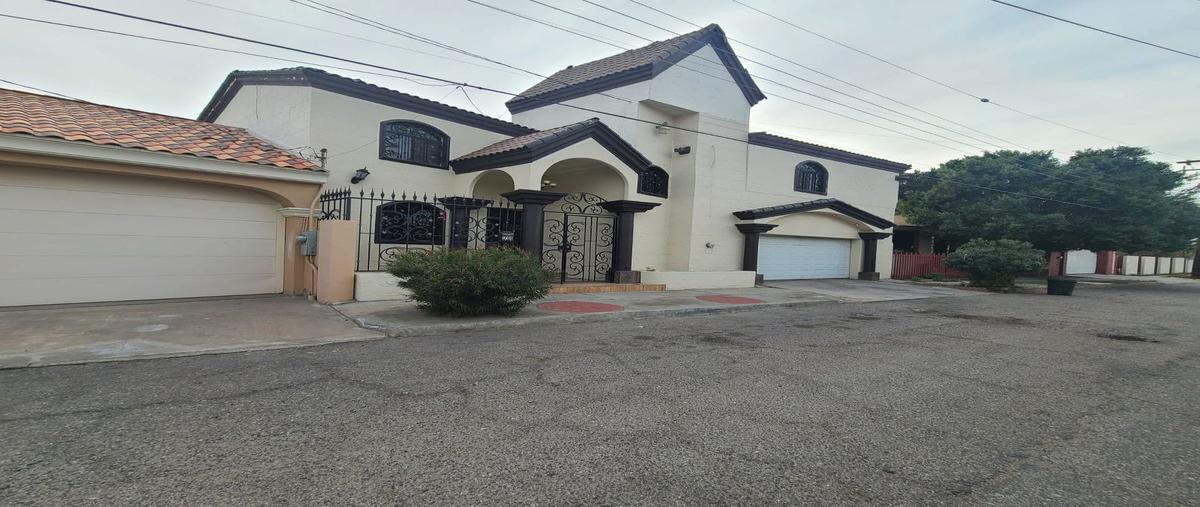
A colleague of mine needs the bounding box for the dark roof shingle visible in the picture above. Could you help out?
[506,24,764,113]
[0,88,316,170]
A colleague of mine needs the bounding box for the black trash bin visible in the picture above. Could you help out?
[1046,277,1077,296]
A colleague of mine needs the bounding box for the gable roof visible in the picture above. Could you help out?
[732,198,895,229]
[506,24,766,114]
[198,67,536,137]
[748,132,910,173]
[451,118,653,174]
[0,88,316,170]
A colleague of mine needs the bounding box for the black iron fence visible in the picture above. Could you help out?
[319,187,524,272]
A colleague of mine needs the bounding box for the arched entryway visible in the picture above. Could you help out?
[537,158,627,201]
[470,170,515,201]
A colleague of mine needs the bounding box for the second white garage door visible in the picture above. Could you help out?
[1065,250,1098,275]
[758,235,852,280]
[0,166,284,307]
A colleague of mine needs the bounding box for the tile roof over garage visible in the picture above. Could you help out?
[0,88,317,170]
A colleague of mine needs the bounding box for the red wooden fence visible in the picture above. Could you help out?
[892,252,968,279]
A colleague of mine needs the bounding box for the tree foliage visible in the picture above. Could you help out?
[944,239,1045,288]
[898,147,1200,253]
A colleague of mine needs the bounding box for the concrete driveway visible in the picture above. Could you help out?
[0,296,382,368]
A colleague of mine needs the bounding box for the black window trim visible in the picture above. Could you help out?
[378,119,451,169]
[794,160,828,195]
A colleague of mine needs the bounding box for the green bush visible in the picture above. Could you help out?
[386,247,552,317]
[945,239,1045,288]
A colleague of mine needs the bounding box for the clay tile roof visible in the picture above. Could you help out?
[506,24,764,113]
[453,118,600,162]
[0,88,317,170]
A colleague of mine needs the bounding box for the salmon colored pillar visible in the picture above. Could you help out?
[316,220,358,303]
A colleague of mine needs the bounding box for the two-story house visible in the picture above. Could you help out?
[200,24,907,295]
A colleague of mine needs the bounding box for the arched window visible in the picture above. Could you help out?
[375,201,446,245]
[794,161,828,194]
[379,120,450,168]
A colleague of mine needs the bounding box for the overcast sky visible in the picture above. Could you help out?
[3,0,1197,169]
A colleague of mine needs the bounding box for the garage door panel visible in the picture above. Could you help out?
[1,274,281,307]
[0,209,278,240]
[0,255,278,279]
[759,236,851,280]
[0,184,280,221]
[0,233,276,257]
[0,167,284,306]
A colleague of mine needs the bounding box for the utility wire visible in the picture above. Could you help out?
[0,77,78,100]
[730,0,1185,158]
[523,0,1001,152]
[24,1,1113,208]
[465,0,975,154]
[286,0,632,105]
[988,0,1200,61]
[181,0,528,80]
[621,0,1032,150]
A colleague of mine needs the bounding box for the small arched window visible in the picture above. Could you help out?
[379,120,450,168]
[794,161,828,194]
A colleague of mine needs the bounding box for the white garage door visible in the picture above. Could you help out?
[758,235,852,280]
[0,166,283,307]
[1065,250,1097,275]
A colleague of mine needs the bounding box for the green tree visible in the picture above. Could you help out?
[898,147,1200,253]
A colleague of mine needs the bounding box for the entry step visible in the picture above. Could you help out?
[549,283,666,294]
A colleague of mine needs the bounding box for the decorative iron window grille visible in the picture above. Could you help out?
[794,161,828,194]
[379,120,450,168]
[375,201,446,245]
[485,207,523,245]
[637,166,669,198]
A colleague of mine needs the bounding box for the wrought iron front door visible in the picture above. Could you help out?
[541,192,617,283]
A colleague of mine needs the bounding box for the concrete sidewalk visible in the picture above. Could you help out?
[338,279,978,337]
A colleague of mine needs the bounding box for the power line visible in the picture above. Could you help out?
[621,0,1032,151]
[0,77,78,100]
[729,0,1186,158]
[464,0,976,154]
[23,1,1115,209]
[180,0,529,80]
[522,0,1003,152]
[988,0,1200,61]
[286,0,632,105]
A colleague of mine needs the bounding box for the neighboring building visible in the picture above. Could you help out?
[201,24,908,292]
[0,88,325,307]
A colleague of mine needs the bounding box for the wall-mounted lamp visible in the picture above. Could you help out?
[655,122,671,135]
[673,146,692,155]
[350,167,370,184]
[541,179,558,190]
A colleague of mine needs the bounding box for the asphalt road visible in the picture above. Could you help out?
[3,282,1199,505]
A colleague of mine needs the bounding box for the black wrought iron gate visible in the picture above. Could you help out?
[541,192,617,283]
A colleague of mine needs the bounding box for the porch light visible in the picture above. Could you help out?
[350,167,370,184]
[655,122,671,135]
[541,179,558,190]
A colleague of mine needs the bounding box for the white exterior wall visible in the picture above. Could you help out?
[213,85,313,153]
[1122,255,1140,275]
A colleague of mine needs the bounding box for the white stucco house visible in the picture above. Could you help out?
[200,24,908,294]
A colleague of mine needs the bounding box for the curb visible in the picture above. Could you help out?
[343,296,960,338]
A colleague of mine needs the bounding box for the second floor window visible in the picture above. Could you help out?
[795,161,828,194]
[379,120,450,168]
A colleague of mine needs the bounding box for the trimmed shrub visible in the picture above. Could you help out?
[945,239,1045,288]
[386,247,552,317]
